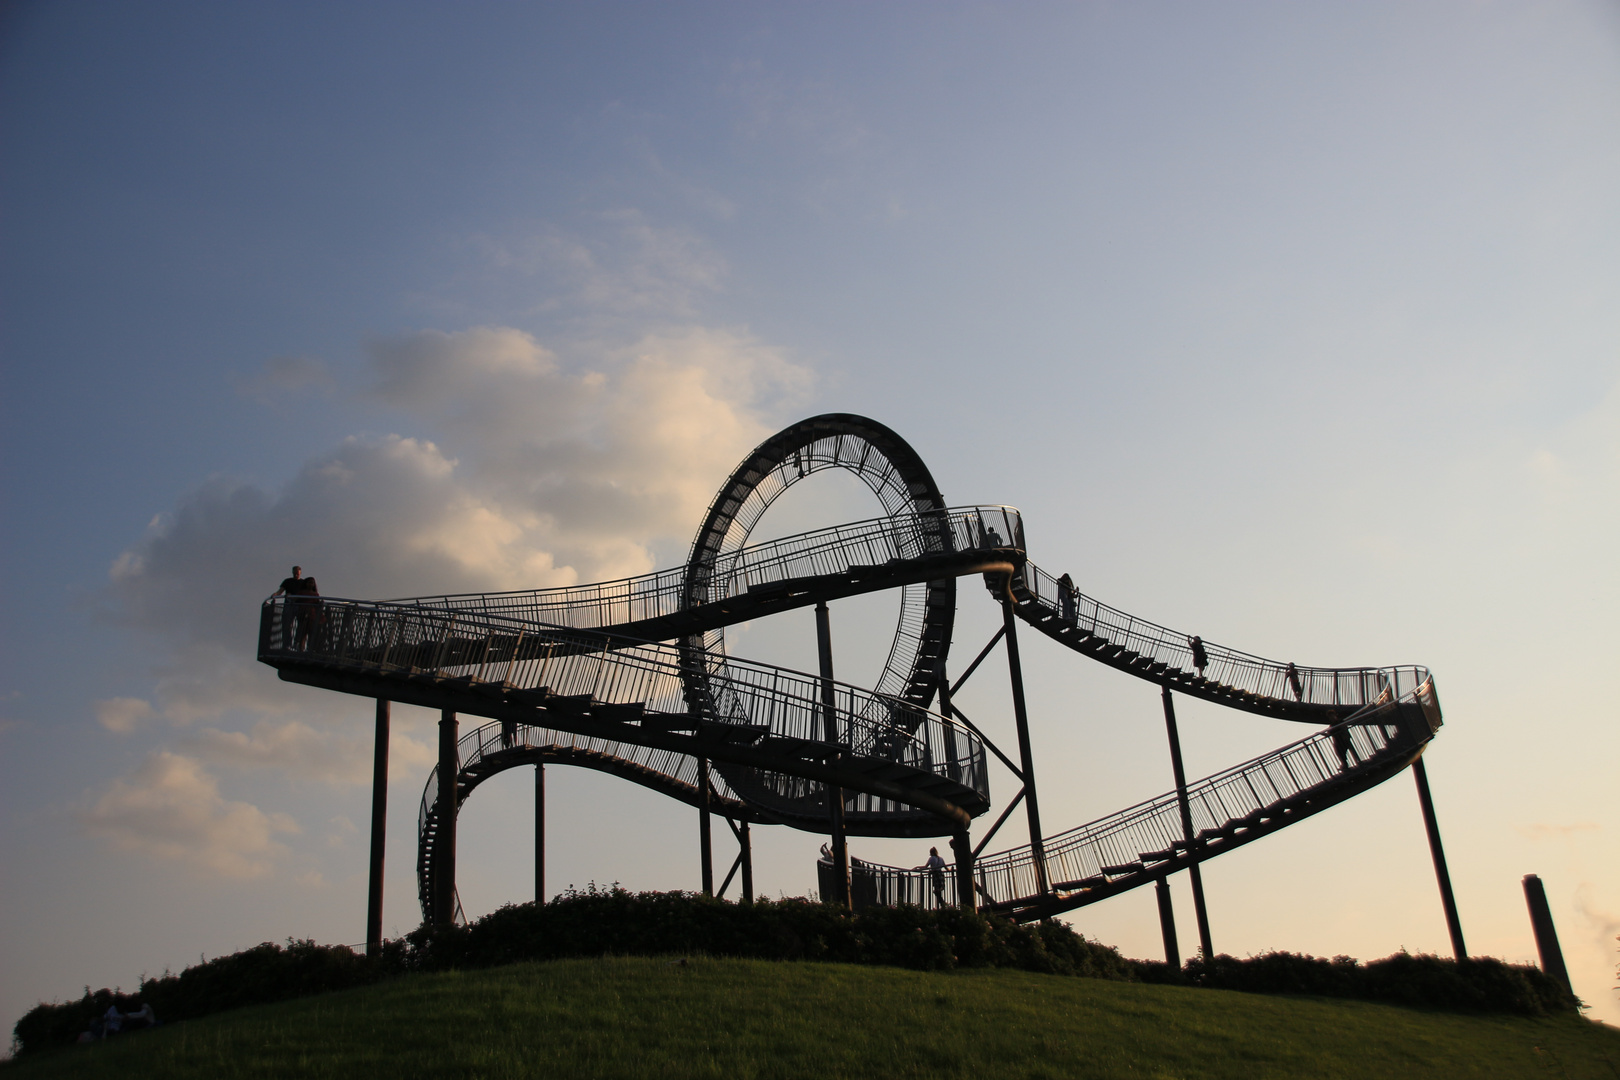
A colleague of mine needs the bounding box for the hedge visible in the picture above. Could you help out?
[11,887,1580,1056]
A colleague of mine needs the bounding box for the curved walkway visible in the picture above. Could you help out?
[256,413,1443,926]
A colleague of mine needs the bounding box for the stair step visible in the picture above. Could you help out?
[640,716,698,732]
[695,721,769,744]
[1100,862,1145,876]
[1052,875,1108,891]
[591,702,645,722]
[1138,850,1175,863]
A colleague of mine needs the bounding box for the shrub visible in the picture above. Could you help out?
[404,885,1134,979]
[11,938,400,1056]
[1186,949,1581,1016]
[12,890,1581,1056]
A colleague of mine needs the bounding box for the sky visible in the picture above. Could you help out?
[2,0,1617,1038]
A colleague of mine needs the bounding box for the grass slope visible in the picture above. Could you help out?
[6,957,1617,1080]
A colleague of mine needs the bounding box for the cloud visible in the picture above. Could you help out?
[1573,883,1620,949]
[186,720,374,786]
[453,212,729,322]
[236,355,335,403]
[96,697,155,734]
[101,321,809,740]
[184,719,437,787]
[80,752,299,879]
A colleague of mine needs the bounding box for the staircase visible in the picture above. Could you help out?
[1008,560,1436,724]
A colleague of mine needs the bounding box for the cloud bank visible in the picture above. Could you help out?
[80,752,299,879]
[91,319,809,874]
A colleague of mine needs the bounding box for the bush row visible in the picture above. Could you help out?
[12,887,1580,1055]
[1177,950,1579,1017]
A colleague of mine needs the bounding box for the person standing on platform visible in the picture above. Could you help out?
[273,566,306,649]
[920,846,947,906]
[272,566,321,650]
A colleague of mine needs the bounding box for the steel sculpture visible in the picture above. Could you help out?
[257,413,1458,961]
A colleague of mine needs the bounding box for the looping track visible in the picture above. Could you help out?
[257,413,1442,925]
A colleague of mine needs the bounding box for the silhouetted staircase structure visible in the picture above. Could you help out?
[257,412,1444,926]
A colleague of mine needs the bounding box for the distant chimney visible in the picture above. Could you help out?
[1521,874,1573,995]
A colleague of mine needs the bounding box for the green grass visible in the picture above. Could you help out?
[7,956,1618,1079]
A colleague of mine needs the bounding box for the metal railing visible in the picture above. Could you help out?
[818,855,966,911]
[377,506,1023,632]
[847,676,1440,913]
[260,597,987,800]
[417,718,753,918]
[1017,559,1435,712]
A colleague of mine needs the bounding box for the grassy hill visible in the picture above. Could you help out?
[5,956,1617,1079]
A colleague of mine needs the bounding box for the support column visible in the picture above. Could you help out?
[699,758,714,896]
[938,666,962,785]
[815,600,851,908]
[434,709,459,928]
[951,831,975,911]
[740,820,754,904]
[535,763,545,905]
[1001,596,1048,897]
[1413,756,1467,959]
[1522,874,1572,994]
[1162,688,1213,959]
[366,699,389,956]
[1155,877,1181,969]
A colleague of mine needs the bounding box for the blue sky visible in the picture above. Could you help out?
[2,0,1618,1036]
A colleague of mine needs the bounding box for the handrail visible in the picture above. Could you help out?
[1016,559,1436,715]
[414,718,765,918]
[835,677,1440,914]
[260,596,987,799]
[376,505,1023,632]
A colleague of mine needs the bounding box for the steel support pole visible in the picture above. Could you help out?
[951,831,975,911]
[699,757,714,896]
[938,669,962,785]
[535,763,545,905]
[1155,877,1181,970]
[815,600,851,908]
[1162,688,1213,959]
[1522,874,1572,994]
[1412,756,1467,959]
[1001,597,1048,897]
[435,709,459,928]
[365,699,389,956]
[740,820,753,904]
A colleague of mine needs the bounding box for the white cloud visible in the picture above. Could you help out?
[80,752,299,879]
[186,720,374,786]
[100,319,809,760]
[181,719,439,787]
[96,697,154,734]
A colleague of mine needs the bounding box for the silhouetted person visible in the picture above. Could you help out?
[1058,573,1079,626]
[983,525,1004,549]
[273,566,321,650]
[920,846,947,906]
[501,718,517,749]
[1188,635,1208,677]
[1286,662,1304,701]
[1329,720,1355,772]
